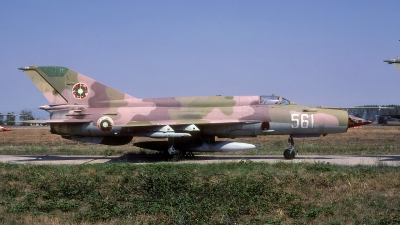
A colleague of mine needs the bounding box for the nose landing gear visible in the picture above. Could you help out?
[283,136,297,160]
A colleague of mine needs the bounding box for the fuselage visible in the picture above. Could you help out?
[48,95,349,139]
[19,65,371,158]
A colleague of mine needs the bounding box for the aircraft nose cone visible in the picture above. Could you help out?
[348,115,373,128]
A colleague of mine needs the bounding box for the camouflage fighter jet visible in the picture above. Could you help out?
[384,56,400,72]
[0,125,11,132]
[19,65,372,161]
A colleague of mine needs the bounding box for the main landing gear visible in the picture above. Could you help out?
[165,146,183,162]
[283,136,297,160]
[164,138,184,162]
[164,137,194,162]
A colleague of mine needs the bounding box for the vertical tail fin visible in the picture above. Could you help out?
[19,65,136,107]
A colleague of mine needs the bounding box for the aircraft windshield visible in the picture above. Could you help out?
[280,98,290,105]
[260,96,291,105]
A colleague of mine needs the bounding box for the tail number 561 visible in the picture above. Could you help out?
[291,114,314,128]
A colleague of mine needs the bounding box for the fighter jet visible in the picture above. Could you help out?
[19,65,372,160]
[0,125,11,132]
[384,56,400,72]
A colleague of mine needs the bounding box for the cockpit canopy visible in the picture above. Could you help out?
[260,95,291,105]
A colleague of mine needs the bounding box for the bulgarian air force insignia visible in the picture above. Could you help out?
[97,116,114,132]
[72,83,89,99]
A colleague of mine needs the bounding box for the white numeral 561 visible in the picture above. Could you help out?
[291,114,314,128]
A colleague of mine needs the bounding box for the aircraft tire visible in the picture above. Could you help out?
[283,149,295,160]
[169,149,183,162]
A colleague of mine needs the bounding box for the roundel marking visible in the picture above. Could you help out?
[72,83,89,99]
[97,116,114,132]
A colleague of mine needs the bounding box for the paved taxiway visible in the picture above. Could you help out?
[0,154,399,166]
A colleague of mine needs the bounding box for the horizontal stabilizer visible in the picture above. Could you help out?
[17,120,47,124]
[46,119,92,123]
[19,119,92,124]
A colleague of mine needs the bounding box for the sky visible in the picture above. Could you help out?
[1,1,399,119]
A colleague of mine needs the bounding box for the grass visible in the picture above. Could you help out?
[0,162,399,224]
[0,126,399,224]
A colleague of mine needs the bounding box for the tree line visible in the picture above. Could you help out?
[0,110,35,125]
[347,105,400,121]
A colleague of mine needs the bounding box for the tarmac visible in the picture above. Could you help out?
[0,154,399,166]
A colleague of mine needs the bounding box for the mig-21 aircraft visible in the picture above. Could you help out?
[19,65,372,161]
[384,56,400,72]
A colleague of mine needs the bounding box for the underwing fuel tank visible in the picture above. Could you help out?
[134,141,258,152]
[183,141,258,152]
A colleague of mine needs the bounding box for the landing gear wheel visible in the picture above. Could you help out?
[165,137,184,162]
[169,149,183,162]
[283,135,296,160]
[283,149,295,160]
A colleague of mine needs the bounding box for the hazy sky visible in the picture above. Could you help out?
[1,1,399,118]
